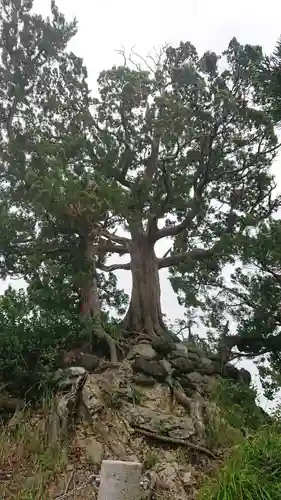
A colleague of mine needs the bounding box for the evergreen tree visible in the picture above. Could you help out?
[0,0,127,362]
[91,39,279,338]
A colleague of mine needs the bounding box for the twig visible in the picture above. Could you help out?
[54,474,98,500]
[133,426,217,459]
[64,469,75,496]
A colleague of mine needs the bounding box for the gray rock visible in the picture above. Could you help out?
[198,356,215,372]
[125,403,195,440]
[77,437,104,464]
[186,371,205,386]
[170,357,197,374]
[151,338,176,356]
[78,353,100,372]
[132,357,169,381]
[127,343,157,361]
[173,343,188,356]
[159,359,173,375]
[54,366,87,389]
[132,374,156,387]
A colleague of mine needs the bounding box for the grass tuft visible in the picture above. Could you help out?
[0,402,68,499]
[198,425,281,499]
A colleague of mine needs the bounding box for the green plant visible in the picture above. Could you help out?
[204,406,243,451]
[197,425,281,499]
[0,403,68,499]
[213,379,267,431]
[130,386,145,405]
[143,450,159,470]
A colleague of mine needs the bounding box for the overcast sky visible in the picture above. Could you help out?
[4,0,281,410]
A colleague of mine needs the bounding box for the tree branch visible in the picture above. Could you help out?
[158,248,214,269]
[98,230,131,246]
[95,242,129,255]
[155,123,220,240]
[97,261,131,272]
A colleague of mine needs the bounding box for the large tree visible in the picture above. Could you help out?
[0,0,128,361]
[92,40,280,337]
[1,1,280,351]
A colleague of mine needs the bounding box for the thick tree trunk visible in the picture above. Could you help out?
[123,235,169,338]
[80,236,117,362]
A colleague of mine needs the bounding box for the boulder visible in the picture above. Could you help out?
[76,437,104,464]
[173,343,188,356]
[187,371,205,386]
[170,357,197,374]
[125,403,196,440]
[151,338,176,356]
[132,357,170,381]
[132,373,156,387]
[127,343,157,361]
[78,353,100,372]
[54,366,87,389]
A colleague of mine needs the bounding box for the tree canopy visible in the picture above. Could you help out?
[1,0,281,397]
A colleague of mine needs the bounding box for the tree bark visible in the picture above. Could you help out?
[80,235,117,362]
[123,235,171,339]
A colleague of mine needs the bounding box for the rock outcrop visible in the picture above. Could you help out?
[48,339,258,499]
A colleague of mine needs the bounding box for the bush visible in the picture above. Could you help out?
[197,425,281,499]
[0,287,89,399]
[214,378,268,431]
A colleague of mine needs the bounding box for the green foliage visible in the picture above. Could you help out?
[0,0,280,400]
[204,407,243,451]
[0,285,84,397]
[143,450,159,470]
[198,426,281,500]
[0,403,68,499]
[214,379,267,431]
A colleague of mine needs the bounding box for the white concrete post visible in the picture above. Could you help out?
[97,460,142,500]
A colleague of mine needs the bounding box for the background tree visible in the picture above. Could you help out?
[91,39,280,338]
[168,37,281,396]
[0,0,128,362]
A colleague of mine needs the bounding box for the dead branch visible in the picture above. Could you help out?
[132,426,217,459]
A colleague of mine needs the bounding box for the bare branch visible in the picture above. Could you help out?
[130,48,155,73]
[115,46,127,66]
[158,248,214,269]
[95,242,129,255]
[161,246,172,259]
[98,230,131,246]
[155,123,220,240]
[97,261,131,272]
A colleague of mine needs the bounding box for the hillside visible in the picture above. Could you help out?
[0,337,276,500]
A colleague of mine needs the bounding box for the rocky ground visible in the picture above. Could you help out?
[0,338,264,499]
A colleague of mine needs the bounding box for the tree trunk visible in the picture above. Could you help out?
[123,235,170,338]
[80,236,117,362]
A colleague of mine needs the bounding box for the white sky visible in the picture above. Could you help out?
[3,0,281,410]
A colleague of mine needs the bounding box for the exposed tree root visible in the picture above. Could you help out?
[0,397,24,411]
[94,325,118,363]
[132,426,217,459]
[48,371,88,445]
[166,378,205,436]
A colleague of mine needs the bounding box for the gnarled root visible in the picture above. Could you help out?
[132,426,216,459]
[94,325,118,363]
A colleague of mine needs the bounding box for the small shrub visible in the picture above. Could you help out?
[0,403,68,499]
[143,450,159,470]
[205,405,243,451]
[213,378,267,431]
